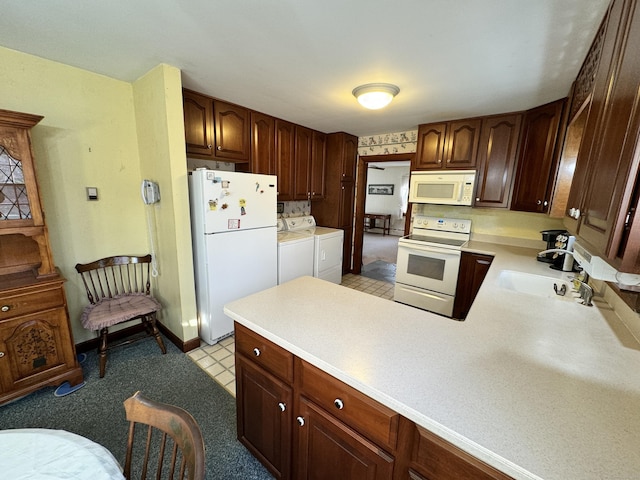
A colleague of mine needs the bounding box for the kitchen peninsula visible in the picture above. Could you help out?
[225,243,640,480]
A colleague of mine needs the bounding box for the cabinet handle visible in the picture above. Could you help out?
[0,351,4,358]
[207,144,212,149]
[537,200,542,205]
[334,398,344,410]
[296,416,305,426]
[217,146,222,150]
[475,197,480,202]
[253,347,261,357]
[278,402,286,412]
[1,305,9,312]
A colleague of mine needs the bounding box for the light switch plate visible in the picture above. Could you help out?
[86,187,98,201]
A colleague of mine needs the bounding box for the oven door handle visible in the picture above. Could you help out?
[405,287,450,301]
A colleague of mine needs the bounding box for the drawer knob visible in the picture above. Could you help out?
[1,305,10,312]
[217,146,222,150]
[253,347,261,357]
[296,416,305,427]
[278,402,286,412]
[0,351,4,358]
[334,398,344,410]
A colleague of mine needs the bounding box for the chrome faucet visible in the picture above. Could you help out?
[574,280,593,306]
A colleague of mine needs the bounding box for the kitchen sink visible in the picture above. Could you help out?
[496,270,575,300]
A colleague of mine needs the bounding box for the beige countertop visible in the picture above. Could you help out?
[224,241,640,480]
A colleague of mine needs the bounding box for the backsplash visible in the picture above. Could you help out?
[413,204,565,248]
[278,201,310,218]
[358,130,418,156]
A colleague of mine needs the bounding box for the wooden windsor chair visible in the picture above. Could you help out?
[75,254,166,378]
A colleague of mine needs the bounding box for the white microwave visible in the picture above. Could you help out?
[409,170,476,205]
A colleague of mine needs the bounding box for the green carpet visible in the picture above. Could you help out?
[0,335,273,479]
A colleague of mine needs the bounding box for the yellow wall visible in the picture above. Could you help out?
[133,64,198,341]
[415,204,565,245]
[0,46,196,344]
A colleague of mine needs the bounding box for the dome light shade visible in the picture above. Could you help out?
[352,83,400,110]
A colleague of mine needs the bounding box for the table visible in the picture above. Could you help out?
[364,213,391,235]
[0,428,125,479]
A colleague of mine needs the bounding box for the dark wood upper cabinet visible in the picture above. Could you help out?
[183,90,250,163]
[444,119,481,169]
[576,0,640,268]
[275,119,295,201]
[474,114,522,208]
[310,131,327,200]
[293,126,313,201]
[414,123,447,169]
[213,100,250,162]
[413,120,480,170]
[510,99,566,213]
[183,90,214,158]
[250,111,276,175]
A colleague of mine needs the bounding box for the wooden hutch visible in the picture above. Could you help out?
[0,109,83,405]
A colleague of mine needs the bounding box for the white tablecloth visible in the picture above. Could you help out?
[0,428,125,479]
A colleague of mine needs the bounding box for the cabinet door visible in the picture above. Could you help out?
[183,90,214,158]
[510,100,565,213]
[444,119,481,169]
[475,115,522,208]
[342,226,353,274]
[564,0,628,233]
[339,181,355,230]
[276,120,295,201]
[452,253,493,320]
[294,126,313,200]
[213,100,250,162]
[414,123,447,170]
[250,111,276,175]
[294,396,394,480]
[0,309,76,394]
[341,134,358,181]
[578,0,640,260]
[236,354,292,480]
[310,131,326,200]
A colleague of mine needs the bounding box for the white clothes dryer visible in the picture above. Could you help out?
[283,216,344,284]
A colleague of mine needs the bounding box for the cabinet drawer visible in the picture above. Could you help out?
[234,323,294,383]
[411,424,513,480]
[296,358,399,451]
[0,286,65,321]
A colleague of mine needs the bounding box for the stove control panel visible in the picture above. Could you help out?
[413,216,472,234]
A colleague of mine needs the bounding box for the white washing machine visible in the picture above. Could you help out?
[277,218,314,285]
[283,216,344,284]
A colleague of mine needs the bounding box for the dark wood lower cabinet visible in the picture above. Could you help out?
[453,252,494,320]
[295,396,394,479]
[235,323,513,480]
[236,354,292,479]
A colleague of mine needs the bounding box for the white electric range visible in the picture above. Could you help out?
[394,215,471,317]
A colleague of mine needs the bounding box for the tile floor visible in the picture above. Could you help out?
[187,273,395,397]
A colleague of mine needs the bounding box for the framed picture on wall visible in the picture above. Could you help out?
[368,184,394,195]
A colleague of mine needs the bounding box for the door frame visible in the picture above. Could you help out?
[352,153,414,274]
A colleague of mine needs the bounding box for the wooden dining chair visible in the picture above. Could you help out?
[123,391,206,480]
[75,254,166,377]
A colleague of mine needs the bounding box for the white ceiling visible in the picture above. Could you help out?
[0,0,610,137]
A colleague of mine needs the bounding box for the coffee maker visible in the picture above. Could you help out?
[539,229,576,271]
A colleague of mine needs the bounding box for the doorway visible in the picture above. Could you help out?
[352,153,413,278]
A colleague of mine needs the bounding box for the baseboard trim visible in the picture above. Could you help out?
[76,322,201,354]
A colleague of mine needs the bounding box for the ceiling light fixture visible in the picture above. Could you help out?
[352,83,400,110]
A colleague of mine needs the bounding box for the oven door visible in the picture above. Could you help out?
[395,242,461,295]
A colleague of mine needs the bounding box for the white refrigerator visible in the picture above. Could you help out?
[188,169,278,344]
